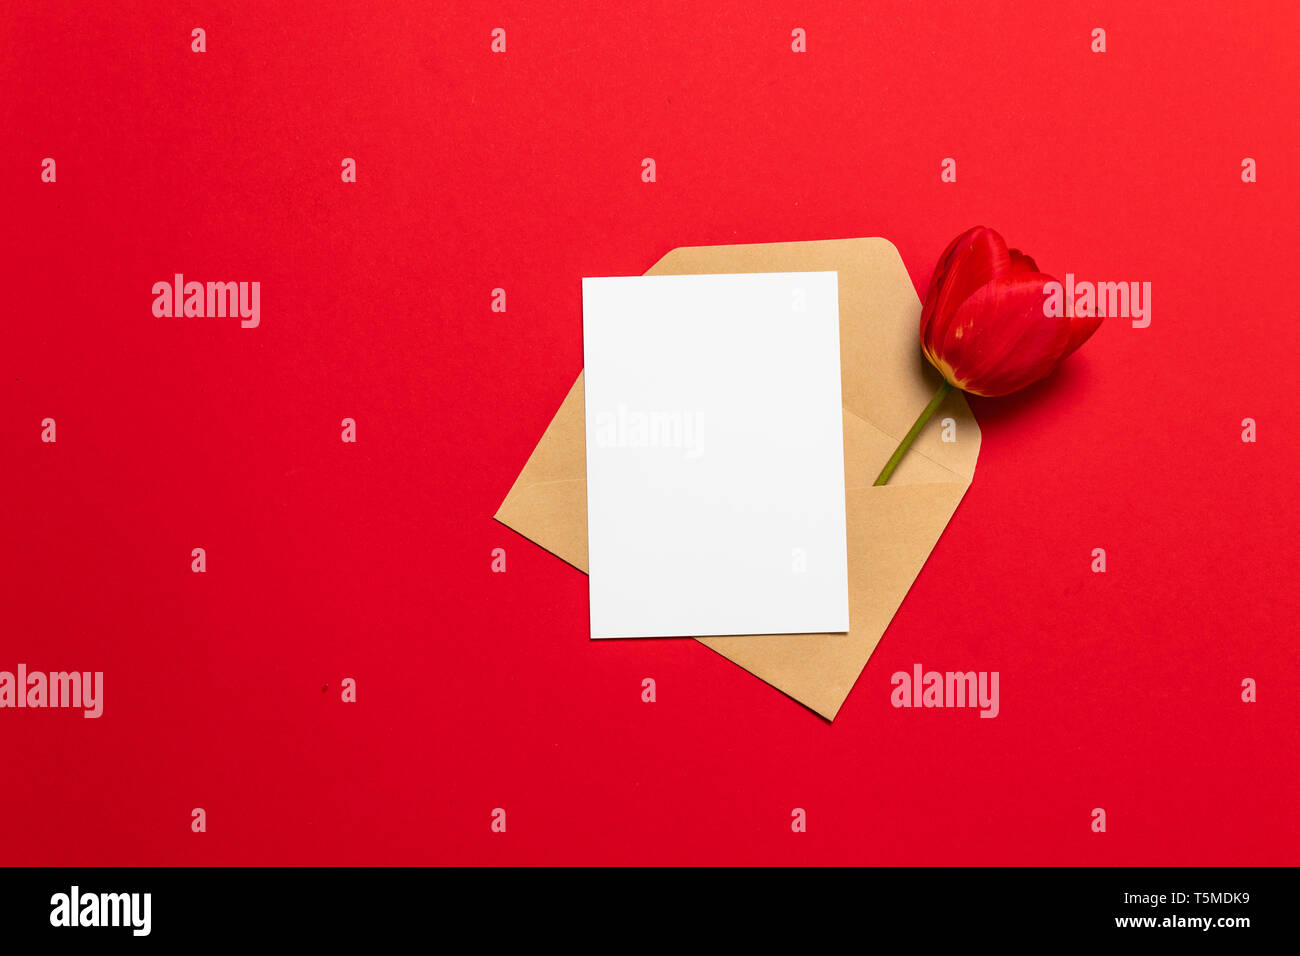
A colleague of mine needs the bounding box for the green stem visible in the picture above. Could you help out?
[873,380,953,486]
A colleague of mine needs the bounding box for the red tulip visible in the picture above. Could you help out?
[875,226,1101,484]
[920,226,1100,396]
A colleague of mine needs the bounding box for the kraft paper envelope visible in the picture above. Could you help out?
[495,238,980,720]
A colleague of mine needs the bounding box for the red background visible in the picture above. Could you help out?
[4,1,1298,865]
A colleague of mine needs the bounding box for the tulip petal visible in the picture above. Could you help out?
[1007,248,1039,274]
[920,226,1010,344]
[1061,307,1104,359]
[933,273,1070,397]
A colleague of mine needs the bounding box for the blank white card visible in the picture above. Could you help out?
[581,271,850,639]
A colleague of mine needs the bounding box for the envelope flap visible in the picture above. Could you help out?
[646,238,980,483]
[494,373,589,571]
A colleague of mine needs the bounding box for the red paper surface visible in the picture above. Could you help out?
[4,1,1298,865]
